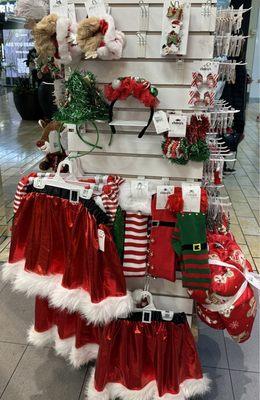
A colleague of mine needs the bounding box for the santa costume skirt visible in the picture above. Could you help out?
[2,187,133,324]
[85,312,210,400]
[28,296,101,368]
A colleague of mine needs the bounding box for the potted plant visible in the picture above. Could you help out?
[13,76,43,120]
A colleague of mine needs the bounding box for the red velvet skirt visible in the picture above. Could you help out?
[28,296,101,368]
[86,314,210,400]
[5,192,132,323]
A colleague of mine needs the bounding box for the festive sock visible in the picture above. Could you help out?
[172,213,211,290]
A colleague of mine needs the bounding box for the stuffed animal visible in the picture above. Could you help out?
[77,17,103,59]
[32,14,58,63]
[77,14,125,60]
[36,120,67,171]
[32,14,82,66]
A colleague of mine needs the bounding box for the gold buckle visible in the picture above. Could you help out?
[193,243,201,252]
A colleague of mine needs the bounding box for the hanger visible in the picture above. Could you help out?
[33,158,94,201]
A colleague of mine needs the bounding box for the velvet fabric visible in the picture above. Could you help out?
[147,194,177,281]
[94,315,203,397]
[34,296,101,347]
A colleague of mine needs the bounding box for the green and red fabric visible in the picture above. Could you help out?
[172,212,211,290]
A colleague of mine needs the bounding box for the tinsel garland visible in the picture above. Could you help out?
[189,140,210,162]
[55,71,109,124]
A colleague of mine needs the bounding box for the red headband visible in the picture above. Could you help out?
[105,76,159,139]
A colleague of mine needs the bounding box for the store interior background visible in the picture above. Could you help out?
[0,0,259,399]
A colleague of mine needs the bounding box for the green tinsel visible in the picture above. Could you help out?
[113,206,125,261]
[189,140,210,162]
[55,71,109,125]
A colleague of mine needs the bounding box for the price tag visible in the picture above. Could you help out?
[182,183,201,213]
[156,185,174,209]
[161,310,174,321]
[33,177,45,189]
[50,0,68,17]
[168,115,187,137]
[131,180,149,199]
[49,131,62,153]
[98,229,105,252]
[80,188,93,200]
[85,0,107,17]
[153,111,170,134]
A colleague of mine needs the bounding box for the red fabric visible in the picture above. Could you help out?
[147,195,177,281]
[167,187,208,213]
[34,296,101,346]
[99,19,108,35]
[94,318,203,397]
[105,77,159,108]
[9,191,127,304]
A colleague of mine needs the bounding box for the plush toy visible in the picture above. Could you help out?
[77,17,103,59]
[36,120,67,171]
[32,14,58,63]
[77,14,125,60]
[32,14,82,65]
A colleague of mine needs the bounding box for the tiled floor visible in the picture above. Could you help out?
[0,92,259,399]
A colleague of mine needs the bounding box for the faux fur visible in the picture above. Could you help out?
[56,17,72,65]
[70,343,99,369]
[85,369,211,400]
[49,285,134,325]
[2,261,133,325]
[119,181,156,215]
[28,326,99,368]
[97,14,125,60]
[27,324,56,347]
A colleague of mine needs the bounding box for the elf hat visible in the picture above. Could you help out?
[105,76,159,139]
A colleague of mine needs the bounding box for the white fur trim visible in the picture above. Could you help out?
[27,324,57,347]
[28,326,99,368]
[85,369,211,400]
[49,285,134,325]
[55,336,75,358]
[181,375,211,398]
[2,261,133,324]
[97,14,125,60]
[70,343,99,369]
[119,181,155,215]
[56,17,72,65]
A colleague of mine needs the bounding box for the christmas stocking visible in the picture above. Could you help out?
[173,212,211,290]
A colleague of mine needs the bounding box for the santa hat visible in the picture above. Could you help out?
[55,17,83,66]
[97,14,126,60]
[56,17,72,66]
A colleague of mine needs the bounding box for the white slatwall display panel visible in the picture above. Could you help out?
[65,0,217,322]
